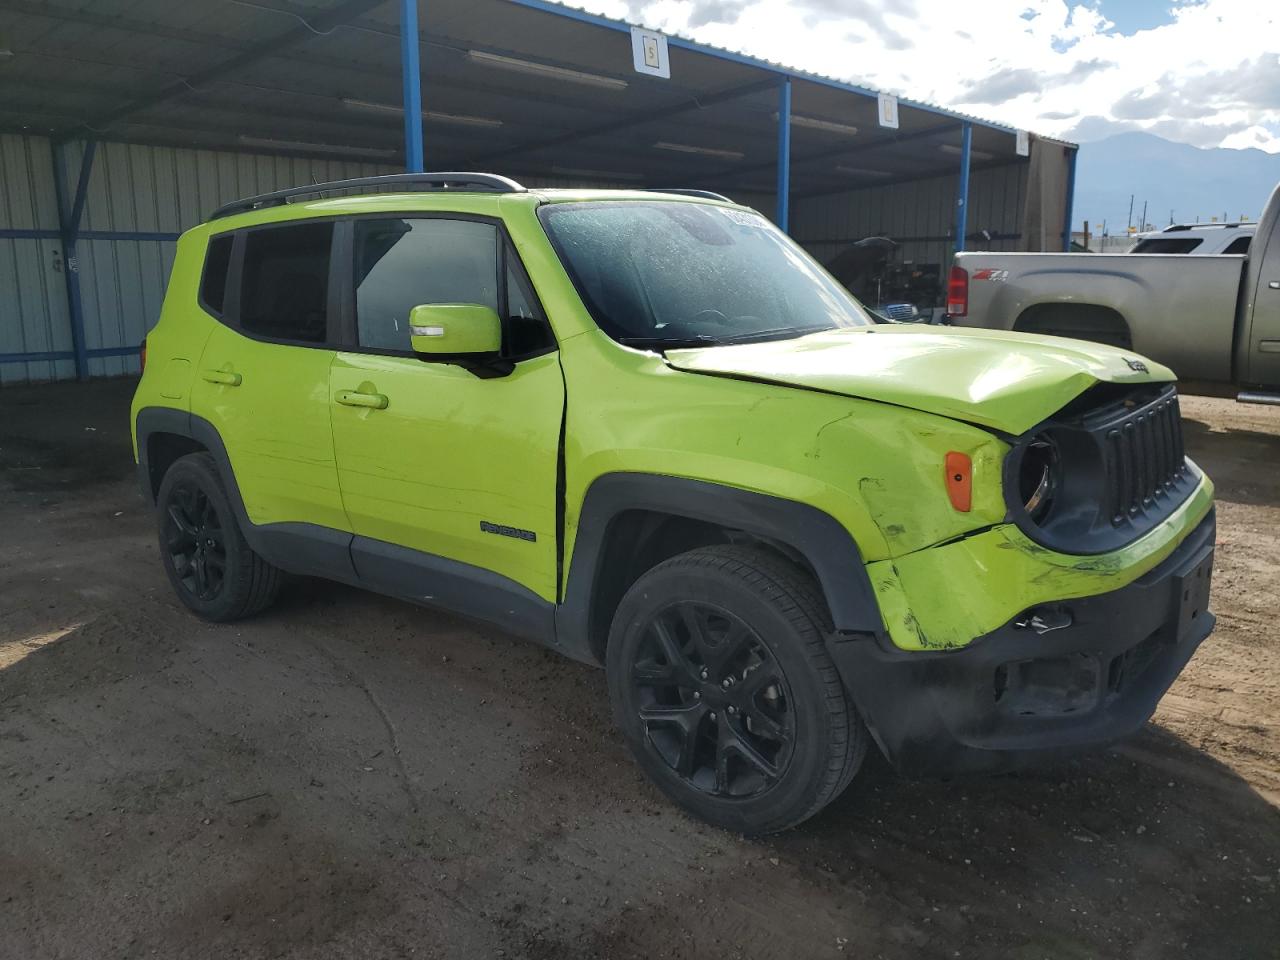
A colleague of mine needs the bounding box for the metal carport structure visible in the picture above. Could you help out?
[0,0,1078,383]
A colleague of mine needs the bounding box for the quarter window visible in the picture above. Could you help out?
[239,222,333,344]
[200,234,233,316]
[1223,236,1251,255]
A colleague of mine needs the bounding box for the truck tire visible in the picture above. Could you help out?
[606,545,868,834]
[155,452,282,622]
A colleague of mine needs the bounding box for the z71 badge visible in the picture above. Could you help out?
[971,268,1009,282]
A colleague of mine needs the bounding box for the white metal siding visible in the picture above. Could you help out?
[0,134,401,384]
[0,135,73,384]
[3,132,1024,384]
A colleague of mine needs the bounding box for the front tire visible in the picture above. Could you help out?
[606,546,868,834]
[156,452,282,622]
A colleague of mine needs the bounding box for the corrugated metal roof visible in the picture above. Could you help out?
[504,0,1041,138]
[0,0,1067,199]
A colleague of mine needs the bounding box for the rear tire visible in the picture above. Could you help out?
[606,545,868,834]
[156,452,282,622]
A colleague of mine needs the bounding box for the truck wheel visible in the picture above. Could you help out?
[156,452,282,622]
[606,545,868,834]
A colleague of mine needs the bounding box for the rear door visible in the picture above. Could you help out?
[328,214,564,602]
[192,220,349,533]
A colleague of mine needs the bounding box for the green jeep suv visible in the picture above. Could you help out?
[132,173,1216,834]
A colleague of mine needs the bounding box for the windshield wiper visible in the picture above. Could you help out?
[616,335,722,350]
[719,325,830,344]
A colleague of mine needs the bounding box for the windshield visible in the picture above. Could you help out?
[538,201,873,348]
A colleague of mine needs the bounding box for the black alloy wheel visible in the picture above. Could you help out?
[155,452,282,622]
[631,601,794,798]
[607,545,869,834]
[163,482,227,601]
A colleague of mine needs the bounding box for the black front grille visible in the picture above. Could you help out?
[1103,391,1187,525]
[1005,382,1200,555]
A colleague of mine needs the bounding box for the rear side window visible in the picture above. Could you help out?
[199,234,233,316]
[239,222,333,344]
[1223,235,1251,255]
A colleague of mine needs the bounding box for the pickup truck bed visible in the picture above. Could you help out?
[951,182,1280,396]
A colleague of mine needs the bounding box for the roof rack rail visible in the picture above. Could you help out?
[645,188,734,202]
[208,172,526,221]
[1163,222,1242,232]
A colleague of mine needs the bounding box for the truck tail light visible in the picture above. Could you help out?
[139,338,147,373]
[945,451,972,512]
[947,265,968,317]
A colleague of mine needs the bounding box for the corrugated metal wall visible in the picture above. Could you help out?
[2,133,1016,384]
[75,141,399,379]
[791,163,1029,280]
[0,134,400,385]
[0,135,74,384]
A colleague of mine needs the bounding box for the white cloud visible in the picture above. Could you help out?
[578,0,1280,152]
[1220,124,1280,152]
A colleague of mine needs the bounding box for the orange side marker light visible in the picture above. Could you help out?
[945,451,972,512]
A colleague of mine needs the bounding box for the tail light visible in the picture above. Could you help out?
[139,339,147,373]
[947,265,968,317]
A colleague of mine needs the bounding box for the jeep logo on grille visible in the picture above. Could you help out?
[1125,358,1149,373]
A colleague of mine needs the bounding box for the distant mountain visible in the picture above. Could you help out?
[1072,132,1280,235]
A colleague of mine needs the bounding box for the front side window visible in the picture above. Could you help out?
[353,218,553,357]
[539,201,873,348]
[355,218,498,351]
[239,222,333,343]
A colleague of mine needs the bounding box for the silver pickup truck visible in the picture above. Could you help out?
[951,183,1280,402]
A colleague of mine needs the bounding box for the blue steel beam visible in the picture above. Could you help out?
[400,0,424,172]
[776,77,792,233]
[0,229,180,241]
[50,140,96,382]
[954,123,972,253]
[1062,146,1078,251]
[68,140,97,233]
[0,345,139,365]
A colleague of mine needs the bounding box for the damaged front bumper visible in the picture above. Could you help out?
[829,504,1216,776]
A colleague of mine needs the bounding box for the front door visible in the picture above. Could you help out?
[328,215,564,602]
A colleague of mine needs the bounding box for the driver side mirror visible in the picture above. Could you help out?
[409,303,512,377]
[410,303,502,355]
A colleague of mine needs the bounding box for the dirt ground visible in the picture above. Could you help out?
[1,379,1277,960]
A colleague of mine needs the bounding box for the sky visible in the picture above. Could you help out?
[577,0,1280,152]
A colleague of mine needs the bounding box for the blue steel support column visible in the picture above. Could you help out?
[1062,145,1078,251]
[954,122,972,253]
[399,0,424,172]
[776,77,792,233]
[51,139,97,382]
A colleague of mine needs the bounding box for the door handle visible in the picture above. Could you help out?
[335,390,388,410]
[201,368,242,387]
[1269,280,1279,290]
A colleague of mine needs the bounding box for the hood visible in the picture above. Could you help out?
[664,325,1174,435]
